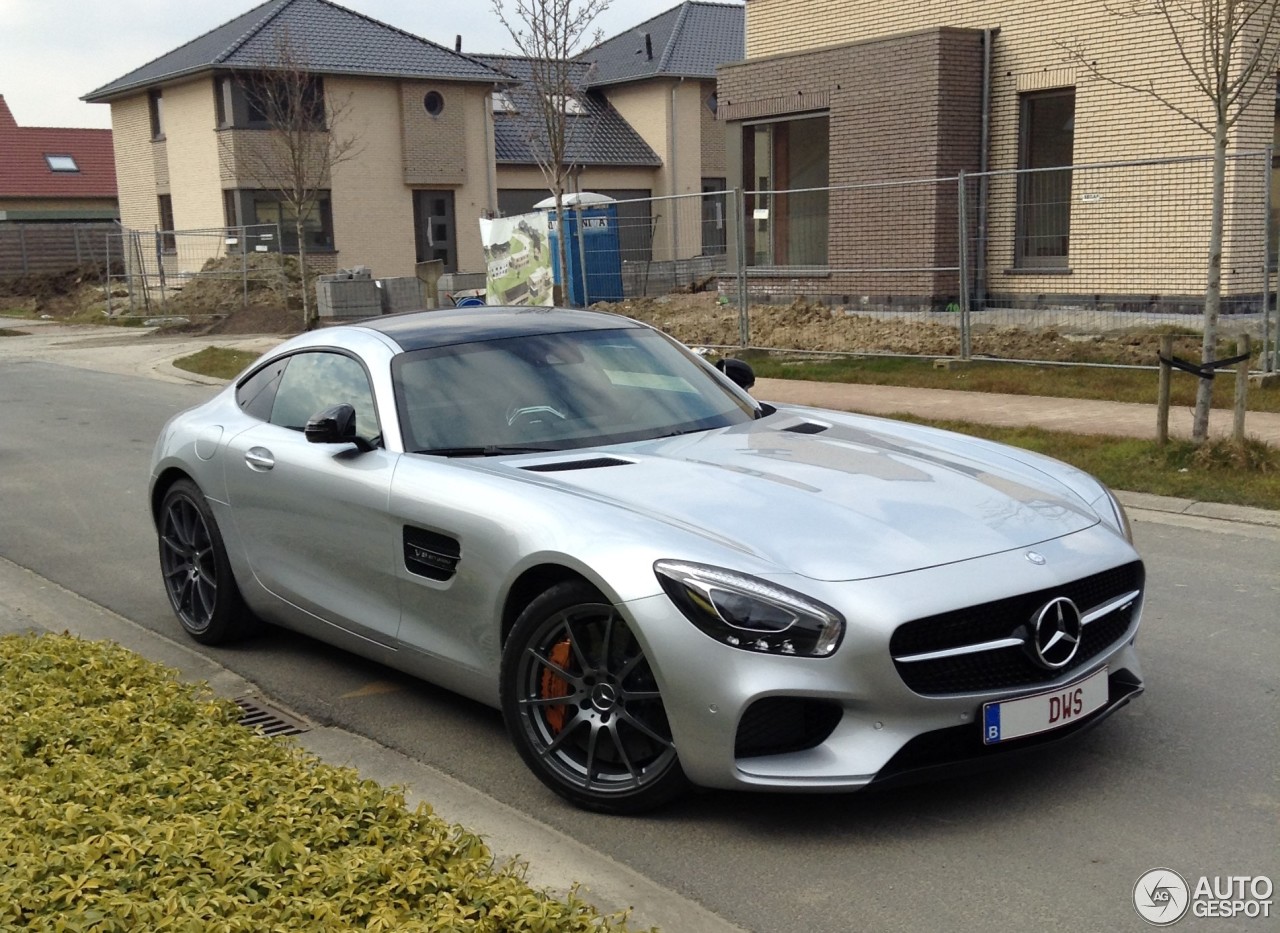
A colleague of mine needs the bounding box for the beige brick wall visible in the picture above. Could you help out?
[700,80,726,179]
[326,78,495,277]
[400,81,468,186]
[163,77,225,234]
[454,83,499,272]
[109,94,160,233]
[740,0,1278,302]
[605,80,706,260]
[497,164,660,195]
[326,77,418,279]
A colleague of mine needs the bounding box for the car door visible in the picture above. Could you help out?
[223,349,402,646]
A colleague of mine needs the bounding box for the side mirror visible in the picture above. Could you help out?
[716,357,756,391]
[305,404,373,452]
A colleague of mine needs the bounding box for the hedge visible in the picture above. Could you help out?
[0,633,644,932]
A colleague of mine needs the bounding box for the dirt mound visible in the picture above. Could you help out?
[0,266,108,301]
[601,294,1211,366]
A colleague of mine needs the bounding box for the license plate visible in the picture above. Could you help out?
[982,667,1109,745]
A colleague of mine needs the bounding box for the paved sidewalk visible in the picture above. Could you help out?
[755,378,1280,446]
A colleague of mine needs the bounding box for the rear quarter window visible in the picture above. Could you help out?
[236,357,289,421]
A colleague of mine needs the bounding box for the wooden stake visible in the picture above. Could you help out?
[1157,334,1174,446]
[1233,333,1251,444]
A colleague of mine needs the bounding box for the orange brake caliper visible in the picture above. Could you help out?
[540,639,573,734]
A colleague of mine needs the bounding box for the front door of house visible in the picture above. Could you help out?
[414,190,457,272]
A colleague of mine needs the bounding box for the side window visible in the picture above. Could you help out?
[269,352,380,443]
[236,357,289,421]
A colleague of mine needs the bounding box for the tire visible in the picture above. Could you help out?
[500,581,689,814]
[157,479,251,645]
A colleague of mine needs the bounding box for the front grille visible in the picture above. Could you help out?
[735,697,842,758]
[890,561,1143,695]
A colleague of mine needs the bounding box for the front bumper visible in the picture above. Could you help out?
[622,524,1144,792]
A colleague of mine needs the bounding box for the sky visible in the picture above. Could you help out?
[1,0,740,129]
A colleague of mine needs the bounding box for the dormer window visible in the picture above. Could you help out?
[492,90,518,113]
[45,154,79,172]
[547,94,587,116]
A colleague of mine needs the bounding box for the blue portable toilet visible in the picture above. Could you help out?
[535,192,624,305]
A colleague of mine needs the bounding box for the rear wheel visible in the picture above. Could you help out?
[157,479,250,645]
[501,581,688,813]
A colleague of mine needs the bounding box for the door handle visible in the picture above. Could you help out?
[245,447,275,471]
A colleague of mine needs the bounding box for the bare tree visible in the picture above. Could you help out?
[221,33,361,329]
[1065,1,1280,442]
[492,0,610,305]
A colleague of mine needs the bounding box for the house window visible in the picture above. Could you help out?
[215,74,325,129]
[157,195,176,252]
[742,114,829,266]
[491,90,518,113]
[246,75,325,128]
[228,190,334,251]
[702,178,728,256]
[148,89,164,139]
[214,76,229,127]
[424,91,445,117]
[1016,89,1075,269]
[44,154,79,172]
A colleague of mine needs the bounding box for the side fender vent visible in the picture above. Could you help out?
[404,526,461,580]
[521,457,632,473]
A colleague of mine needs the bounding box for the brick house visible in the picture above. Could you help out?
[0,95,118,225]
[82,0,742,281]
[719,0,1279,312]
[0,96,118,276]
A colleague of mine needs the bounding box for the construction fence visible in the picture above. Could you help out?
[105,224,289,319]
[573,152,1278,372]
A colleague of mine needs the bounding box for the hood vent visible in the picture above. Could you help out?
[783,422,829,435]
[521,457,632,473]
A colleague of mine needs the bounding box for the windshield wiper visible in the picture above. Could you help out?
[417,445,561,458]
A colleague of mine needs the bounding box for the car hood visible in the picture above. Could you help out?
[499,412,1099,582]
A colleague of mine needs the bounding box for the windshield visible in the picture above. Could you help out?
[393,327,756,454]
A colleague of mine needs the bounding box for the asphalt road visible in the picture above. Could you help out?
[2,358,1276,933]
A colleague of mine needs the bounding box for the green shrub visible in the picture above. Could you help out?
[0,633,643,932]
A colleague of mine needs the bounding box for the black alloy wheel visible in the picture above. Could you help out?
[157,479,249,645]
[501,581,688,813]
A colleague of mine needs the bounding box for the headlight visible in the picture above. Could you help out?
[1093,485,1134,543]
[654,560,844,657]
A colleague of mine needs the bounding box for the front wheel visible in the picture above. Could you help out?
[157,479,251,645]
[500,581,688,813]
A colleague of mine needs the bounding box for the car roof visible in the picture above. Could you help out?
[357,306,643,352]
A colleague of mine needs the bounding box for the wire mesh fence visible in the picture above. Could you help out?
[106,224,288,319]
[579,152,1277,372]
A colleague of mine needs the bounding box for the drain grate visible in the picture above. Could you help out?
[233,696,310,737]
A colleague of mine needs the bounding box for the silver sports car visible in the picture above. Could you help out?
[150,307,1144,813]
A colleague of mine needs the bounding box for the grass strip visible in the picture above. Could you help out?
[892,416,1280,511]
